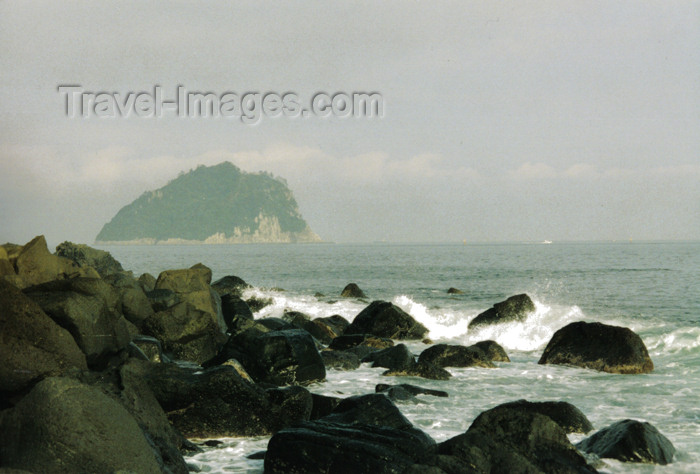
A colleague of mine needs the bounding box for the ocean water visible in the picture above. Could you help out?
[100,241,700,473]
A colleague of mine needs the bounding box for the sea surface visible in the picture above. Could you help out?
[99,241,700,473]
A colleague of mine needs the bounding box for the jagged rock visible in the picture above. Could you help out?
[283,311,341,344]
[341,283,366,298]
[346,301,429,340]
[418,344,495,368]
[316,314,350,337]
[447,287,463,294]
[0,279,87,393]
[438,402,597,473]
[130,335,170,363]
[54,241,124,277]
[23,278,131,368]
[13,236,90,288]
[497,400,594,434]
[472,340,511,362]
[246,295,274,313]
[320,349,361,370]
[576,419,675,465]
[0,377,163,474]
[221,294,254,332]
[264,394,437,473]
[265,386,314,432]
[0,246,15,278]
[133,360,283,437]
[248,329,326,385]
[538,321,654,374]
[468,294,536,330]
[145,288,180,312]
[138,273,157,292]
[310,394,342,420]
[141,302,227,364]
[363,343,416,371]
[384,361,452,381]
[211,275,250,297]
[103,272,155,327]
[376,384,449,399]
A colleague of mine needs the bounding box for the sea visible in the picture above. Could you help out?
[99,241,700,473]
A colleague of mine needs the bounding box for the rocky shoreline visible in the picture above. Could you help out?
[0,236,676,473]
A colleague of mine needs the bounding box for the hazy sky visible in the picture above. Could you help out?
[1,1,698,247]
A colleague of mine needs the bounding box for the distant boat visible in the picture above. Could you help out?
[542,240,552,244]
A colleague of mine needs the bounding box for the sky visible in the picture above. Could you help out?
[1,1,698,247]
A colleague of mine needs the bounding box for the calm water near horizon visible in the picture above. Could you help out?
[100,241,700,473]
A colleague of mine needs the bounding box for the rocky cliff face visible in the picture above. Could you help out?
[95,162,321,244]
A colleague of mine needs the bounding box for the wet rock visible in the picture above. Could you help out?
[384,361,452,381]
[310,393,342,420]
[447,287,463,294]
[221,294,254,332]
[264,394,437,473]
[211,275,250,297]
[0,279,87,393]
[472,340,510,362]
[23,278,131,368]
[376,383,449,399]
[438,402,597,473]
[246,295,274,313]
[257,317,296,331]
[346,300,428,340]
[497,399,594,434]
[266,385,314,432]
[130,335,170,363]
[142,302,227,365]
[320,349,361,370]
[328,333,395,360]
[468,293,535,330]
[54,241,124,277]
[576,419,675,465]
[538,321,654,374]
[418,344,495,368]
[283,311,344,345]
[0,377,163,474]
[363,343,416,371]
[341,282,366,298]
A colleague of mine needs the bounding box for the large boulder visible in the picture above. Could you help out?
[283,311,348,345]
[496,399,594,434]
[23,278,131,367]
[221,294,254,332]
[0,377,163,474]
[418,344,495,369]
[363,343,416,372]
[0,279,87,393]
[341,282,366,298]
[0,246,15,278]
[576,419,675,465]
[13,236,92,288]
[538,321,654,374]
[142,301,227,364]
[437,402,597,473]
[132,360,305,437]
[320,349,361,370]
[472,340,511,362]
[103,271,155,327]
[54,241,124,277]
[468,293,535,330]
[211,275,250,297]
[264,394,437,473]
[346,301,428,340]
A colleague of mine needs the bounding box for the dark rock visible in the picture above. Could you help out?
[418,344,495,368]
[376,383,449,398]
[320,349,361,370]
[384,361,452,381]
[341,282,366,298]
[142,302,227,364]
[538,321,654,374]
[246,296,274,313]
[346,301,429,340]
[329,333,394,351]
[131,335,170,363]
[145,288,180,312]
[250,329,326,385]
[0,377,163,473]
[221,294,254,332]
[363,343,416,371]
[138,272,157,292]
[497,399,594,434]
[211,274,250,297]
[438,403,597,473]
[23,278,131,368]
[266,385,314,431]
[55,241,124,277]
[310,393,342,420]
[468,293,535,330]
[119,286,155,326]
[257,317,296,331]
[316,314,350,337]
[203,440,224,447]
[248,450,267,460]
[447,287,463,294]
[576,419,675,465]
[0,279,87,393]
[472,340,510,362]
[133,360,276,437]
[314,292,325,298]
[283,311,340,345]
[264,394,437,473]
